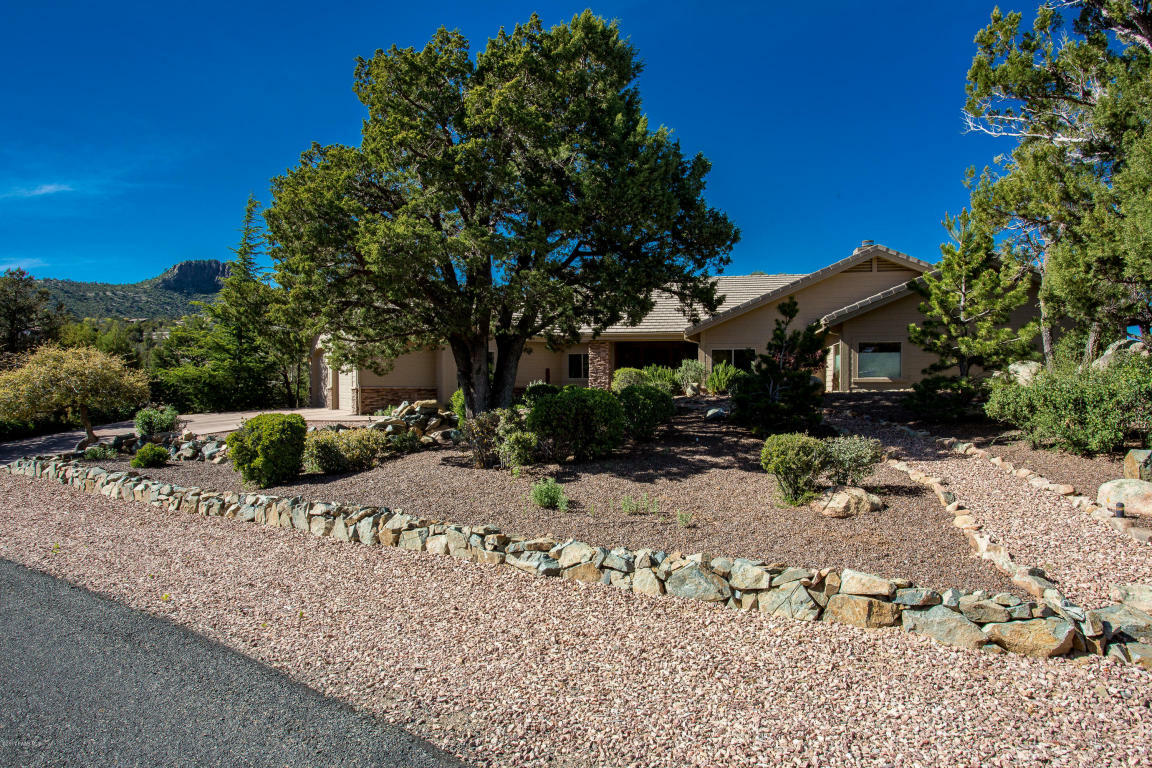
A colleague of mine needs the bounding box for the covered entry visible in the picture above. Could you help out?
[613,341,698,370]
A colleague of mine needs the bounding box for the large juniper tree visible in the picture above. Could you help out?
[964,1,1152,363]
[265,12,739,415]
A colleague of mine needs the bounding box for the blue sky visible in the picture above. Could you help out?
[1,1,1014,283]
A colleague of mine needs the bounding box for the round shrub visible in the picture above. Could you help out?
[611,367,646,392]
[822,435,883,486]
[498,429,540,469]
[759,432,827,505]
[134,405,179,436]
[303,430,349,474]
[617,384,675,441]
[522,381,559,407]
[130,442,169,469]
[527,386,626,462]
[531,477,569,511]
[225,413,307,488]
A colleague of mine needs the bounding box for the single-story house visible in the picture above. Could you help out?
[309,240,1033,413]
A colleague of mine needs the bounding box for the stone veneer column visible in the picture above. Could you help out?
[588,341,611,390]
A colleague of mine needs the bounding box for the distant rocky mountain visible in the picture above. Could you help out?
[42,259,229,319]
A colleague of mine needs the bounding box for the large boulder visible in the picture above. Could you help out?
[664,563,731,602]
[902,605,988,650]
[983,618,1075,658]
[1092,338,1149,370]
[822,594,901,628]
[838,569,896,599]
[1109,583,1152,615]
[809,486,882,519]
[1008,360,1042,386]
[1124,450,1152,482]
[1097,479,1152,518]
[1090,603,1152,644]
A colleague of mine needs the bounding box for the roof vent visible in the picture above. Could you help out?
[860,239,874,247]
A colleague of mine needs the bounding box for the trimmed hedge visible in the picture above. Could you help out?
[527,386,626,462]
[760,433,827,505]
[617,384,675,441]
[226,413,307,488]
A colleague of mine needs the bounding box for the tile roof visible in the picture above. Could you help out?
[595,274,805,337]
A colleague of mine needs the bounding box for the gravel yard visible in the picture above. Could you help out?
[0,473,1149,768]
[845,418,1152,608]
[827,391,1127,494]
[89,410,1012,594]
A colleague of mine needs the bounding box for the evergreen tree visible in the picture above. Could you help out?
[0,268,65,356]
[730,297,827,432]
[908,209,1038,378]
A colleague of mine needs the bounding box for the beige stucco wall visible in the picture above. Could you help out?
[358,350,438,388]
[698,269,920,369]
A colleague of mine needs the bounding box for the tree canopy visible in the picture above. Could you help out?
[964,0,1152,363]
[908,209,1038,378]
[0,344,149,445]
[0,268,65,357]
[266,12,739,414]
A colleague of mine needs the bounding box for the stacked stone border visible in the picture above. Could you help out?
[6,456,1150,668]
[839,409,1152,545]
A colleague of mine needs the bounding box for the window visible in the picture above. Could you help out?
[568,353,589,379]
[858,342,901,379]
[712,348,756,371]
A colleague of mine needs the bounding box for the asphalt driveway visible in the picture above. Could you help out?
[0,559,467,768]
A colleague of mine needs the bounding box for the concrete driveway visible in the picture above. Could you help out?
[0,408,371,464]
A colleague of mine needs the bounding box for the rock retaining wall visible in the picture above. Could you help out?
[6,456,1150,668]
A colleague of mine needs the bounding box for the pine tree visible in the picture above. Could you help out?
[908,209,1038,379]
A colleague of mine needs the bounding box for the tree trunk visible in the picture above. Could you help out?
[78,404,97,447]
[449,335,492,417]
[492,335,527,410]
[1039,297,1054,369]
[1083,321,1103,369]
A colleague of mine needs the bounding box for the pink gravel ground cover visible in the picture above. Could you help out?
[843,418,1152,608]
[1,473,1150,768]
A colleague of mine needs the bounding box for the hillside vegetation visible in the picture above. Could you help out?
[42,260,227,319]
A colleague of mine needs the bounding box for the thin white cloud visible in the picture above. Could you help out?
[1,183,75,199]
[0,257,46,272]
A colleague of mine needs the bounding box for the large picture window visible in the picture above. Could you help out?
[858,342,901,379]
[568,353,589,380]
[712,348,756,371]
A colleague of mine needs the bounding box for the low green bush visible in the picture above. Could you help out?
[611,367,647,392]
[130,442,169,469]
[83,444,117,460]
[616,384,675,441]
[676,359,707,393]
[823,435,883,485]
[498,429,539,469]
[462,410,502,468]
[134,405,179,436]
[388,430,423,455]
[705,360,738,394]
[225,413,307,488]
[303,428,393,474]
[759,432,827,505]
[450,388,467,422]
[640,365,680,396]
[531,477,569,511]
[303,430,347,474]
[985,353,1152,454]
[522,381,559,407]
[527,386,626,462]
